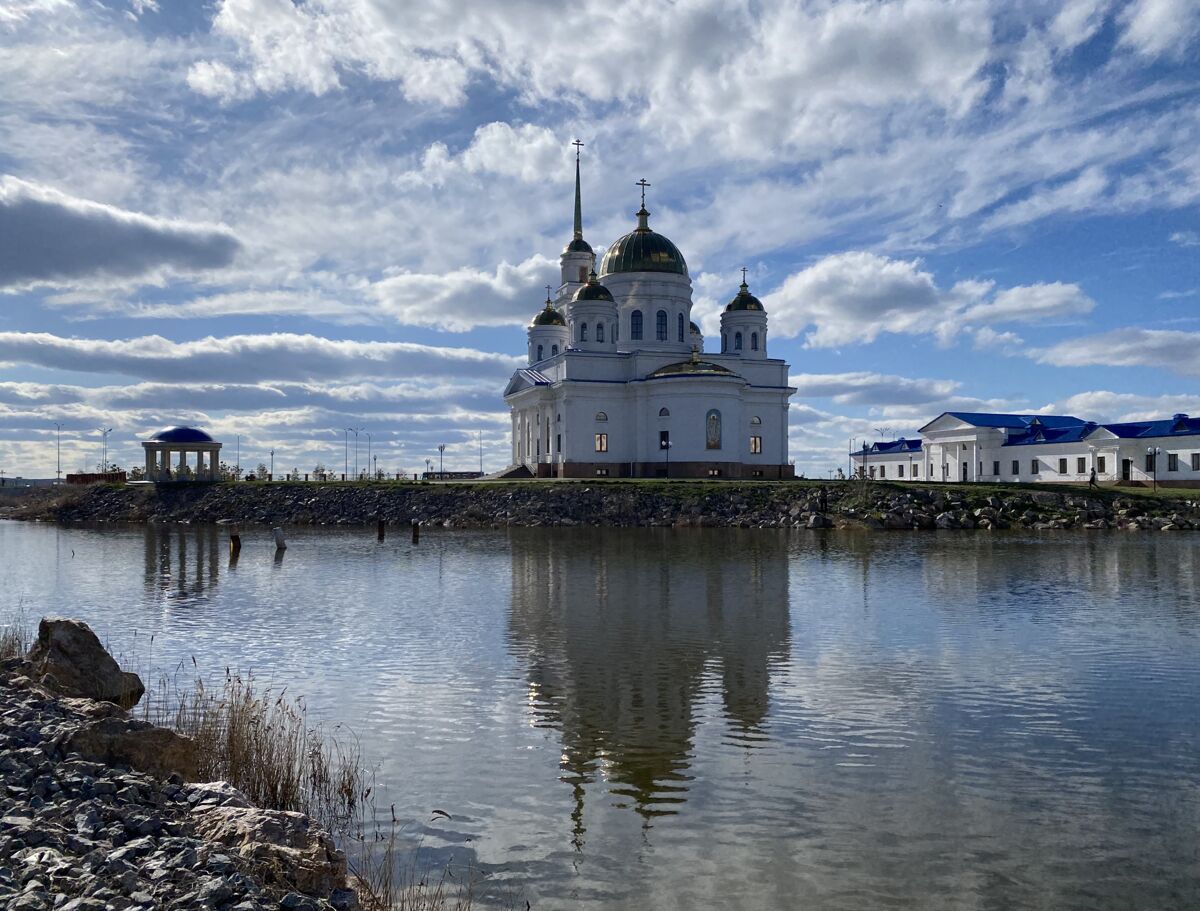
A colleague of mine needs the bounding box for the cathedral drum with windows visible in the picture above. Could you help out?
[504,152,795,479]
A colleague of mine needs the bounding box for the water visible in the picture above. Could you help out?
[2,521,1199,909]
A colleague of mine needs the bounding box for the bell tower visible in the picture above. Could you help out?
[559,140,594,298]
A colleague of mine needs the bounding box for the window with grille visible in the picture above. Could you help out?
[656,310,668,341]
[631,310,643,340]
[1058,458,1067,474]
[1077,457,1086,473]
[1169,453,1179,471]
[677,313,684,342]
[750,435,762,454]
[594,433,607,452]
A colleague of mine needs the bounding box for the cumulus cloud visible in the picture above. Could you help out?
[1052,389,1200,423]
[1033,327,1200,374]
[789,372,961,406]
[760,252,1093,348]
[0,332,523,384]
[0,177,240,291]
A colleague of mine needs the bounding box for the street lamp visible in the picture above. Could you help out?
[269,449,274,481]
[347,427,363,479]
[98,428,113,473]
[365,432,372,480]
[53,422,62,483]
[425,457,433,479]
[660,435,671,477]
[1147,446,1161,492]
[438,443,446,478]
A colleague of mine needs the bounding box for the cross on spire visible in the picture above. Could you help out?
[545,284,553,302]
[572,139,584,161]
[741,266,748,285]
[636,178,651,208]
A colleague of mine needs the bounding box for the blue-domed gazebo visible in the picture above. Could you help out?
[141,426,222,482]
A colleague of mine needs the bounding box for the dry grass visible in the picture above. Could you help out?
[0,606,31,662]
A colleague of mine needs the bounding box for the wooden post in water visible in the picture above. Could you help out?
[229,533,241,562]
[377,518,386,541]
[272,527,287,550]
[411,520,420,544]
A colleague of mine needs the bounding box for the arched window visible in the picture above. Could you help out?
[659,407,670,417]
[677,313,685,342]
[551,344,559,356]
[536,344,544,361]
[595,411,608,422]
[656,310,668,341]
[631,310,643,340]
[614,321,619,343]
[750,332,758,351]
[722,334,727,352]
[750,415,762,425]
[580,322,588,342]
[734,331,743,350]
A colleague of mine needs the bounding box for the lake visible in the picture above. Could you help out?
[2,521,1199,909]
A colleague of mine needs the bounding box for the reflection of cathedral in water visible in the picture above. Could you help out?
[142,525,222,605]
[507,530,790,840]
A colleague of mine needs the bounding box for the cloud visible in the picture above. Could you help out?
[789,372,961,406]
[1052,389,1200,423]
[1033,327,1200,374]
[1119,0,1200,60]
[0,332,523,384]
[0,177,240,291]
[759,252,1092,348]
[1170,230,1200,247]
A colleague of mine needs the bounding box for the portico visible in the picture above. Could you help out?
[141,426,222,482]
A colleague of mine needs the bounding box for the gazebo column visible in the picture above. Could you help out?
[144,448,154,479]
[209,450,219,479]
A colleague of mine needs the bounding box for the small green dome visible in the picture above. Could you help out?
[690,320,701,333]
[531,300,566,327]
[563,237,593,255]
[573,270,615,302]
[599,207,688,277]
[724,281,764,312]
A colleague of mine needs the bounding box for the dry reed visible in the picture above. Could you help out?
[0,606,30,662]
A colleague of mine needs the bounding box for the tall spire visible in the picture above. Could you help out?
[572,140,584,239]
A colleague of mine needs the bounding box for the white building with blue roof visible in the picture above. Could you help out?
[852,411,1200,487]
[504,152,795,479]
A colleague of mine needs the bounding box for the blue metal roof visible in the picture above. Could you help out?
[147,426,214,443]
[1002,422,1098,446]
[938,412,1086,429]
[851,438,923,456]
[1101,413,1200,439]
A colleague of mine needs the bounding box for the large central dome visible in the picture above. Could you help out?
[599,206,688,277]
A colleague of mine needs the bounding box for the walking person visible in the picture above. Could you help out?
[1088,466,1098,489]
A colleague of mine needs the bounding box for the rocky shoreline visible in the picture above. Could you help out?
[8,480,1200,531]
[0,619,356,911]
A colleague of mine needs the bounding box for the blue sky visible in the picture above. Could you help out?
[0,0,1197,478]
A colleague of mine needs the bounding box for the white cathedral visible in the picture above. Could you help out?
[504,155,795,479]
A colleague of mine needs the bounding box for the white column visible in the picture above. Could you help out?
[144,448,154,479]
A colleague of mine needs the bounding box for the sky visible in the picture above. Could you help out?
[0,0,1198,479]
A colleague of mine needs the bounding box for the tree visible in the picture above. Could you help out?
[255,462,269,480]
[128,466,145,481]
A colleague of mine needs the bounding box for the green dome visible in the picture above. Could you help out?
[690,320,701,333]
[724,281,764,312]
[563,237,593,255]
[599,207,688,277]
[573,270,615,302]
[531,301,566,327]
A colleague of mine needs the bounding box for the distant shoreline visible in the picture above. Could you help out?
[5,479,1199,531]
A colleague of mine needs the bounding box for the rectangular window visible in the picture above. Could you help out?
[1169,453,1179,471]
[898,464,904,477]
[708,468,722,477]
[751,469,763,478]
[750,435,762,454]
[594,433,607,453]
[556,433,561,454]
[595,468,609,476]
[1077,457,1086,473]
[1193,454,1199,471]
[1011,459,1019,475]
[1098,456,1106,473]
[992,460,1000,476]
[1145,453,1155,472]
[879,465,886,478]
[1031,459,1039,474]
[1058,458,1067,474]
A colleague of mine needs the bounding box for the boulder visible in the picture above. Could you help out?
[193,806,347,896]
[66,717,198,780]
[25,618,145,709]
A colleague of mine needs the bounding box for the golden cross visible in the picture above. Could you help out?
[636,178,651,207]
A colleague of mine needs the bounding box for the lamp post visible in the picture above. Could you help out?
[425,457,432,480]
[1147,446,1161,492]
[236,434,240,479]
[661,436,671,477]
[343,429,349,479]
[373,454,378,481]
[53,422,62,483]
[98,428,113,473]
[365,432,372,480]
[269,449,274,481]
[438,443,446,478]
[347,427,363,479]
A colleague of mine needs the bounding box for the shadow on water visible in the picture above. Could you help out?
[506,528,791,846]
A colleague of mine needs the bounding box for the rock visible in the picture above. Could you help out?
[193,807,346,896]
[66,718,198,780]
[24,619,145,709]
